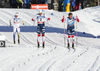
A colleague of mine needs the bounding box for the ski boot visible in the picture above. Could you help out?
[67,43,70,49]
[13,38,16,44]
[18,34,20,44]
[72,43,74,49]
[43,42,45,48]
[18,39,20,44]
[37,42,40,48]
[14,40,16,44]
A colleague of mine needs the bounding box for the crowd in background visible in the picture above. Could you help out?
[9,0,99,11]
[10,0,46,8]
[58,0,84,12]
[58,0,99,12]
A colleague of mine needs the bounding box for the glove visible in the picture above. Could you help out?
[9,20,12,26]
[31,18,34,21]
[76,16,80,22]
[48,18,50,20]
[23,20,25,25]
[62,19,64,23]
[62,16,65,23]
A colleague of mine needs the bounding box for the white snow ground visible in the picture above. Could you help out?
[0,6,100,71]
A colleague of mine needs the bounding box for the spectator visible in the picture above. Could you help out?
[58,0,64,11]
[16,0,23,8]
[24,0,31,8]
[71,0,76,11]
[79,2,81,10]
[75,0,79,10]
[94,2,98,6]
[81,0,84,9]
[10,0,17,8]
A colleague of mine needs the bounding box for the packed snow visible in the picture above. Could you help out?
[0,6,100,71]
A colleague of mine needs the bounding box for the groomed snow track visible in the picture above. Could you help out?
[0,7,100,71]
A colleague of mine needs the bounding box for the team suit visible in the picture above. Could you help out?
[10,13,24,44]
[62,15,79,49]
[32,12,50,48]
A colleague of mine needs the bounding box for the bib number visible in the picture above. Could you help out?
[40,18,42,21]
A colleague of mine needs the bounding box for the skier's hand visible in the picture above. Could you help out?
[48,18,50,20]
[23,20,25,25]
[76,15,80,22]
[31,18,35,21]
[62,16,65,23]
[62,18,65,23]
[9,20,11,22]
[9,20,12,26]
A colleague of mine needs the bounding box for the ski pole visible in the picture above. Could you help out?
[76,21,78,48]
[64,22,66,47]
[63,15,66,48]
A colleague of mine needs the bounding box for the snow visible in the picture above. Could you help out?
[0,6,100,71]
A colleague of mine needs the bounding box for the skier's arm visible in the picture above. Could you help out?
[31,15,37,22]
[44,14,50,21]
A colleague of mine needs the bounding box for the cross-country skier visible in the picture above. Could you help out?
[62,13,80,49]
[31,10,50,48]
[9,12,25,44]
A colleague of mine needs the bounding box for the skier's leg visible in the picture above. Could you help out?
[42,34,45,48]
[37,24,41,48]
[37,34,40,48]
[71,27,75,49]
[67,35,71,49]
[13,27,16,44]
[17,27,20,44]
[42,24,45,48]
[72,35,74,49]
[67,28,71,49]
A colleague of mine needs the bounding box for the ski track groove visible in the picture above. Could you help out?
[0,19,8,26]
[62,47,89,71]
[12,47,55,71]
[20,33,35,45]
[38,49,68,71]
[88,55,100,71]
[45,36,62,46]
[38,48,79,71]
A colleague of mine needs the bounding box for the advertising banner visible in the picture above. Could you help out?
[31,4,48,9]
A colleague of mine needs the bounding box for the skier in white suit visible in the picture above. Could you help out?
[9,12,25,44]
[31,10,50,48]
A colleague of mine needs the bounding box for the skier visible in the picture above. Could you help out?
[62,13,80,49]
[9,12,25,44]
[31,10,50,48]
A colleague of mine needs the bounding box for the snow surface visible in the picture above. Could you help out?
[0,6,100,71]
